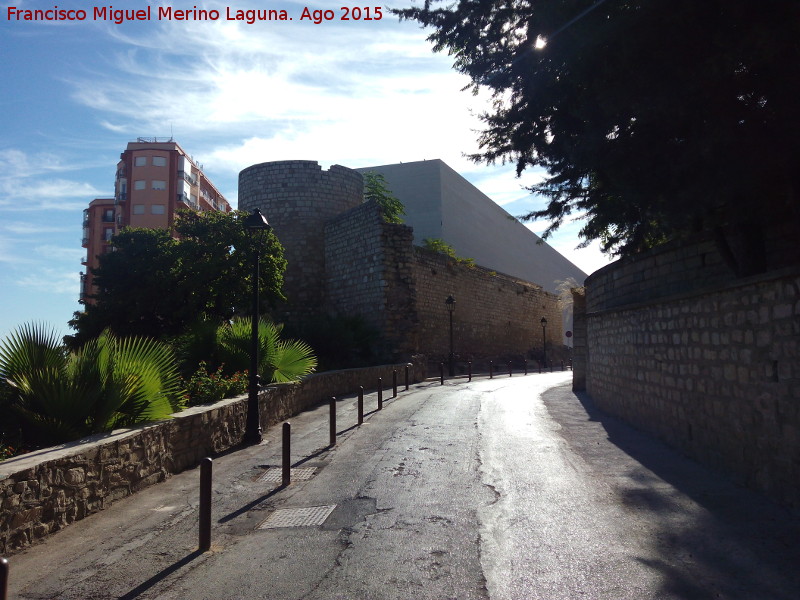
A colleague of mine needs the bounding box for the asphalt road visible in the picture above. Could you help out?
[7,371,800,599]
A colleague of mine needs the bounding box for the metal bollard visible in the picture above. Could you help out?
[199,457,212,552]
[524,360,528,375]
[508,362,512,377]
[561,360,565,371]
[538,361,542,374]
[393,370,398,398]
[282,422,291,486]
[468,361,472,381]
[377,379,383,410]
[329,397,337,447]
[490,361,493,379]
[1,557,8,600]
[358,386,364,425]
[405,364,410,390]
[440,363,444,385]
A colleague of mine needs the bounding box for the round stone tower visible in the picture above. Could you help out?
[238,160,363,320]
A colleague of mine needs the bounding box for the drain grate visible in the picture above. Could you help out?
[257,467,317,483]
[257,505,337,529]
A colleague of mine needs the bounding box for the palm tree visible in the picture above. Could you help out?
[0,323,185,445]
[216,318,317,383]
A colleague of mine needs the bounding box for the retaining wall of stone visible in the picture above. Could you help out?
[412,248,563,363]
[577,236,800,508]
[0,361,424,555]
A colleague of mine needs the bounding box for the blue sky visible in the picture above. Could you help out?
[0,0,612,341]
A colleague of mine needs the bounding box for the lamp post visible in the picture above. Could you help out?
[243,208,271,445]
[446,295,456,376]
[540,317,548,370]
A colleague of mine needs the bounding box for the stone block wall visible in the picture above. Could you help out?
[239,159,565,364]
[571,288,587,391]
[0,361,424,555]
[587,234,733,313]
[579,235,800,508]
[324,201,417,359]
[238,161,364,320]
[412,249,563,362]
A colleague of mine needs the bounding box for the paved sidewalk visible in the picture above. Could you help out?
[4,379,421,599]
[5,371,799,599]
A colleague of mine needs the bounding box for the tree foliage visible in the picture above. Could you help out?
[396,0,800,273]
[363,171,406,224]
[69,210,287,345]
[422,238,475,267]
[215,318,317,384]
[0,323,184,445]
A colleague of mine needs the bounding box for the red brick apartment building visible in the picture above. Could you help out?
[80,138,231,303]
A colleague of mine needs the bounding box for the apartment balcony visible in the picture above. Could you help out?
[179,170,198,187]
[178,193,199,211]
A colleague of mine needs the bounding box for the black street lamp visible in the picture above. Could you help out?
[540,317,548,370]
[446,295,456,376]
[243,208,271,445]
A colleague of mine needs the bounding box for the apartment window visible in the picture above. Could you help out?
[152,156,167,167]
[102,208,115,222]
[133,205,145,215]
[152,180,166,191]
[134,180,146,190]
[103,227,114,242]
[151,205,166,215]
[135,156,147,167]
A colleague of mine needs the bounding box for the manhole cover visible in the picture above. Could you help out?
[257,467,317,483]
[257,505,337,529]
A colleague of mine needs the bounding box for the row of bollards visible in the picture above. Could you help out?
[195,366,411,552]
[1,367,414,585]
[438,358,569,381]
[195,360,580,554]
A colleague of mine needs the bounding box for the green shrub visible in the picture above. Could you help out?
[0,323,185,445]
[421,238,475,266]
[183,361,248,406]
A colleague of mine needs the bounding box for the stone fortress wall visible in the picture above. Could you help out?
[573,234,800,508]
[238,160,364,320]
[240,161,563,363]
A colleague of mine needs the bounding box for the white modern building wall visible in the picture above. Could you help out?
[357,159,587,294]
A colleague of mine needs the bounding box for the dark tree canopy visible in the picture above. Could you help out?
[396,0,800,273]
[68,210,286,346]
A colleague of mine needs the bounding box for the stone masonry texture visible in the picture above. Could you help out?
[0,361,424,555]
[238,161,364,322]
[576,235,800,508]
[242,161,564,365]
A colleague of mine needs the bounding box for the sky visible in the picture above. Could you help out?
[0,0,613,342]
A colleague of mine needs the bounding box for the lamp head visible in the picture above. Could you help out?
[243,208,271,231]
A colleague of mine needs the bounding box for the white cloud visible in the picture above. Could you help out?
[0,148,79,180]
[0,148,106,211]
[2,222,74,235]
[66,5,493,179]
[16,267,80,296]
[34,245,85,260]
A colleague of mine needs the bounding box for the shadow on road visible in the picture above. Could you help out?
[544,383,800,600]
[218,485,286,524]
[118,549,205,600]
